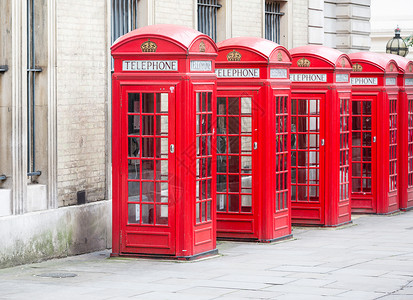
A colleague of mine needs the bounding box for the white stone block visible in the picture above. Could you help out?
[324,2,337,18]
[0,189,12,217]
[309,0,324,10]
[308,27,325,44]
[324,33,337,48]
[27,184,48,212]
[324,18,337,33]
[352,34,371,49]
[309,9,324,27]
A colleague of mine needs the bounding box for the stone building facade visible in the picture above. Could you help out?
[0,0,371,268]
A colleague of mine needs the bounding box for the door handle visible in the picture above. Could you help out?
[170,144,175,153]
[253,142,258,150]
[373,136,376,143]
[321,139,325,146]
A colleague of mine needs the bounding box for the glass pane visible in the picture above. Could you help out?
[298,100,307,114]
[352,117,361,130]
[229,194,239,212]
[229,136,240,154]
[202,92,207,112]
[241,156,252,173]
[228,155,240,174]
[196,202,201,222]
[241,195,252,212]
[128,137,140,158]
[156,93,168,113]
[363,117,371,130]
[228,175,240,192]
[241,175,252,188]
[207,92,212,112]
[142,204,154,224]
[128,203,140,224]
[141,138,154,158]
[362,101,371,115]
[142,93,154,113]
[128,159,140,179]
[362,163,371,177]
[141,181,154,202]
[241,137,252,152]
[217,175,227,192]
[128,115,140,135]
[197,93,201,112]
[228,117,239,134]
[157,138,168,158]
[156,204,168,225]
[217,194,226,211]
[217,117,226,134]
[228,97,239,115]
[202,201,206,221]
[207,179,211,198]
[352,179,361,192]
[141,116,154,135]
[352,148,361,162]
[217,156,227,173]
[363,132,371,146]
[128,181,140,201]
[352,101,361,115]
[156,115,168,136]
[309,100,318,115]
[141,160,154,180]
[156,160,168,180]
[363,147,372,161]
[241,97,251,115]
[128,93,140,113]
[217,97,226,115]
[297,135,307,150]
[241,117,252,133]
[207,201,211,220]
[353,132,361,146]
[352,163,361,176]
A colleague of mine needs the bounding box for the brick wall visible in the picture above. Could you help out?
[56,1,108,206]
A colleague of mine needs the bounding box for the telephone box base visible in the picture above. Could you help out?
[110,248,219,261]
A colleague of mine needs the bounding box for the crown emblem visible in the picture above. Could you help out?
[277,52,283,61]
[141,39,157,52]
[227,50,242,61]
[390,64,394,72]
[409,65,412,72]
[297,58,310,67]
[352,63,363,72]
[199,41,206,52]
[341,59,346,68]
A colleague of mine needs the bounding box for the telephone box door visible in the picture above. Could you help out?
[120,85,176,255]
[291,94,325,224]
[216,91,258,238]
[351,95,377,212]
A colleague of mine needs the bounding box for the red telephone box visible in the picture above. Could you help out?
[215,37,292,241]
[387,55,413,211]
[289,46,352,226]
[111,24,218,259]
[349,52,399,214]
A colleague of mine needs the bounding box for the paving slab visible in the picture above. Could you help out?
[0,212,412,299]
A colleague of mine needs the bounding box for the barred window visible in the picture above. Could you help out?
[265,1,284,43]
[111,1,139,68]
[197,0,221,42]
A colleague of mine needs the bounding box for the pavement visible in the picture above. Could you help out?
[1,211,413,300]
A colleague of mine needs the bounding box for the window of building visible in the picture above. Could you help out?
[27,0,42,178]
[111,0,139,45]
[265,1,284,43]
[197,0,221,42]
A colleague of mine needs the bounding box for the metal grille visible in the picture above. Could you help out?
[339,99,350,202]
[111,0,139,44]
[197,0,221,42]
[389,98,397,192]
[275,96,289,211]
[27,0,42,177]
[265,1,284,43]
[195,92,213,224]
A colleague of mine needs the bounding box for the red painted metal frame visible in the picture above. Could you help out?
[215,37,292,242]
[349,52,400,214]
[289,45,352,226]
[384,54,413,211]
[111,24,218,259]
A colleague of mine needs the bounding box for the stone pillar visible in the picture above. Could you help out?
[308,0,325,45]
[336,0,371,52]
